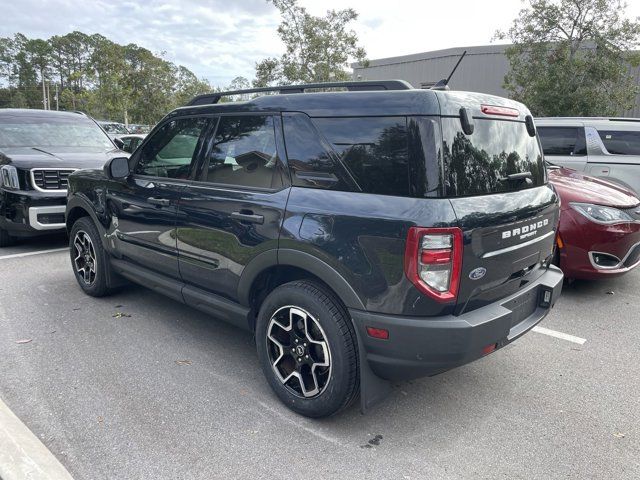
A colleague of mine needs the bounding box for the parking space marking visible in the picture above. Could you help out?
[0,397,74,480]
[0,248,67,261]
[532,326,586,345]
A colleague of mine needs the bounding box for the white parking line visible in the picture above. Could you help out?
[532,326,586,345]
[0,248,67,260]
[0,397,74,480]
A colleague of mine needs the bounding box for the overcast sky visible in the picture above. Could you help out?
[3,0,640,87]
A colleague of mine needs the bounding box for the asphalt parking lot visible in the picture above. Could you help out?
[1,235,639,480]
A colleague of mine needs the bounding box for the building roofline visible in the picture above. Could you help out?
[352,44,510,69]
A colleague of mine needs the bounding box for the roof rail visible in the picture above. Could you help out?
[186,80,414,106]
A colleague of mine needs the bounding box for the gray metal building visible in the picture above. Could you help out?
[352,44,640,117]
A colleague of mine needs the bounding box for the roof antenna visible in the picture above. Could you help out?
[431,50,467,91]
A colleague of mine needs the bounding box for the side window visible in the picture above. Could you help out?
[537,127,586,156]
[135,117,208,179]
[313,117,409,196]
[283,113,354,191]
[597,130,640,155]
[202,115,282,189]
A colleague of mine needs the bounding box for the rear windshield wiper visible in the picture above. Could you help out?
[498,172,533,183]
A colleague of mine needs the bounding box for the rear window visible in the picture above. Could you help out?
[597,130,640,155]
[442,118,545,197]
[537,126,587,156]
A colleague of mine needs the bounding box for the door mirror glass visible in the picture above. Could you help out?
[106,156,130,179]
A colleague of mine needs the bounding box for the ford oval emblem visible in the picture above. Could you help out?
[469,267,487,280]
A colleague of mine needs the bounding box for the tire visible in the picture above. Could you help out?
[0,227,14,248]
[255,280,359,418]
[69,216,113,297]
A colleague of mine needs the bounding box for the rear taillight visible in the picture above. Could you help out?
[404,227,463,302]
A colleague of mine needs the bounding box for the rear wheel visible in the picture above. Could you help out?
[69,217,113,297]
[255,280,359,418]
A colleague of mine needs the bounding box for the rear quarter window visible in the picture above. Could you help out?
[597,130,640,155]
[312,117,409,196]
[442,118,546,197]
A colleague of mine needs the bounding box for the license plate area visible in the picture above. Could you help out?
[503,288,539,328]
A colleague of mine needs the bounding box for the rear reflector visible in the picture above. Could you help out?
[366,327,389,340]
[481,105,519,117]
[481,343,497,356]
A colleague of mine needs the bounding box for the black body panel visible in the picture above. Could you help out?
[108,176,184,279]
[176,184,288,301]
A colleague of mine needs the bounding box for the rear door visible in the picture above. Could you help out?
[441,114,559,315]
[176,114,289,301]
[585,125,640,194]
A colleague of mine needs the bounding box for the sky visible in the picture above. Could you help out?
[2,0,640,87]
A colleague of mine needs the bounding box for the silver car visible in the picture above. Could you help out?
[536,117,640,194]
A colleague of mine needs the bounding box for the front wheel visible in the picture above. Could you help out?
[69,217,113,297]
[255,280,359,418]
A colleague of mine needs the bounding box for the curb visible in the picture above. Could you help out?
[0,398,74,480]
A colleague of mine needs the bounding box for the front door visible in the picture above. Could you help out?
[111,116,211,279]
[176,114,289,301]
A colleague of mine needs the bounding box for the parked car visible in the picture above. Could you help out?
[0,109,126,247]
[117,134,146,153]
[536,117,640,195]
[548,165,640,280]
[66,81,563,418]
[128,124,152,134]
[97,120,130,139]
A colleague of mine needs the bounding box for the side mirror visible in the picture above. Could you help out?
[113,138,125,150]
[105,157,130,179]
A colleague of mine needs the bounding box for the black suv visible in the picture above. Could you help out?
[65,81,563,418]
[0,109,124,247]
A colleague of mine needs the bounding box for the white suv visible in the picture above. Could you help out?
[536,118,640,195]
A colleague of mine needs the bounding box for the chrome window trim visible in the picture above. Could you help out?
[30,168,78,193]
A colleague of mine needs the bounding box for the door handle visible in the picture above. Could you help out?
[148,197,171,207]
[231,211,264,224]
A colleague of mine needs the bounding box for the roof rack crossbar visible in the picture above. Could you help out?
[186,80,413,106]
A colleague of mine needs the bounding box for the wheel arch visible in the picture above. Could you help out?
[238,249,366,329]
[66,196,107,242]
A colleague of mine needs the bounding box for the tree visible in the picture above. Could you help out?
[0,31,215,123]
[496,0,640,116]
[174,65,212,106]
[254,0,367,86]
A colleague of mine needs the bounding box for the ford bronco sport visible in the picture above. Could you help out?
[65,80,563,418]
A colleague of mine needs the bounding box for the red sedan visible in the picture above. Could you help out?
[549,166,640,280]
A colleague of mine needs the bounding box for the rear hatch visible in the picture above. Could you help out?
[436,92,559,315]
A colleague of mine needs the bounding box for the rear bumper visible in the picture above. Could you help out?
[350,265,563,381]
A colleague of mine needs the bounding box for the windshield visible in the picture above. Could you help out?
[442,118,546,197]
[0,115,114,150]
[100,123,129,134]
